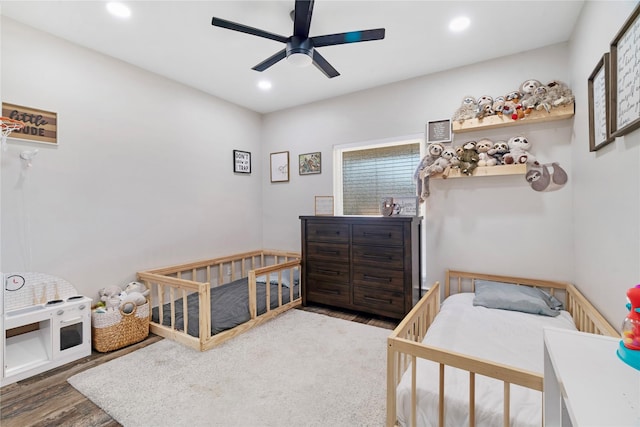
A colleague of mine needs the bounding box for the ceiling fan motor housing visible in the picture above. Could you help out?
[286,36,314,59]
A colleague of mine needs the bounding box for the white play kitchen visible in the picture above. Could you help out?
[1,272,91,386]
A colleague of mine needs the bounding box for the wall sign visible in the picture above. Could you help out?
[233,149,251,174]
[610,3,640,137]
[1,103,57,145]
[426,119,451,144]
[588,53,614,151]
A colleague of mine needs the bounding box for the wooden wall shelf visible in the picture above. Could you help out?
[452,103,575,133]
[432,163,526,179]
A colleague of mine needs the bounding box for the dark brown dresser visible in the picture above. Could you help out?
[300,215,420,319]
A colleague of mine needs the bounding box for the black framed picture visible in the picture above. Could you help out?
[233,150,251,174]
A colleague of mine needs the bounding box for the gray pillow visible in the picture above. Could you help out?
[256,269,299,288]
[473,280,563,317]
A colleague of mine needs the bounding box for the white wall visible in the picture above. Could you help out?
[1,18,264,299]
[569,1,640,326]
[263,43,575,291]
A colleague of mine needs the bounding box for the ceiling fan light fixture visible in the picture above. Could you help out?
[287,52,313,68]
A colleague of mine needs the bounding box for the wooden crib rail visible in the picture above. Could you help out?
[387,270,619,427]
[138,250,301,351]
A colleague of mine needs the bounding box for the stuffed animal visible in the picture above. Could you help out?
[492,96,505,116]
[505,90,525,120]
[120,292,148,313]
[519,79,543,115]
[537,80,574,112]
[440,147,460,174]
[488,140,509,165]
[476,138,497,167]
[459,140,480,176]
[124,281,148,295]
[476,95,494,119]
[452,96,478,123]
[503,136,538,165]
[98,285,123,311]
[414,142,444,202]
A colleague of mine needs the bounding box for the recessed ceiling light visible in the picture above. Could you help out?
[449,16,470,32]
[106,2,131,19]
[258,80,272,91]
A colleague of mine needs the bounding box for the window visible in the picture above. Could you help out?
[336,139,420,216]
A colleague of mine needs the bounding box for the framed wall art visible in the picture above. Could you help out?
[299,152,321,175]
[233,149,251,174]
[270,151,289,182]
[588,53,614,151]
[426,119,452,144]
[610,3,640,137]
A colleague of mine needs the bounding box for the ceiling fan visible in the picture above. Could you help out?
[211,0,385,78]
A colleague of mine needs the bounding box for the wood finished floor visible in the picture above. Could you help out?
[0,305,398,427]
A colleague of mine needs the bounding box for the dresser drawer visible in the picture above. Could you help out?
[306,242,350,262]
[306,222,349,243]
[352,286,405,317]
[352,245,404,269]
[352,224,403,246]
[307,260,350,284]
[306,279,350,306]
[352,265,404,291]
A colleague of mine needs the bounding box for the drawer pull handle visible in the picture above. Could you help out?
[362,254,392,261]
[318,249,340,255]
[318,288,340,295]
[364,295,392,304]
[60,316,83,324]
[362,232,392,239]
[317,269,340,276]
[363,274,392,283]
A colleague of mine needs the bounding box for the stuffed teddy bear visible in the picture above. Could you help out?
[488,140,509,165]
[476,138,497,167]
[452,96,478,123]
[98,285,123,311]
[414,142,444,202]
[119,281,149,314]
[458,140,480,176]
[503,136,538,165]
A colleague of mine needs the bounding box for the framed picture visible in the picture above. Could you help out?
[233,149,251,174]
[1,102,58,146]
[299,152,321,175]
[610,3,640,137]
[270,151,289,182]
[426,119,452,144]
[314,196,334,216]
[588,53,614,152]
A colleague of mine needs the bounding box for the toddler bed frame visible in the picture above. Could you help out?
[137,249,301,351]
[386,269,618,427]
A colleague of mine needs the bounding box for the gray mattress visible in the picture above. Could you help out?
[151,277,300,337]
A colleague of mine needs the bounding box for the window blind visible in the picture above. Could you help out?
[342,143,420,215]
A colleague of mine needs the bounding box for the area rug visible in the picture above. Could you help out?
[68,309,390,427]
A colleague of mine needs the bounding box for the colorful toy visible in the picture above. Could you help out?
[617,285,640,370]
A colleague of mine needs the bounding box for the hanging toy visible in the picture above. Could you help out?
[617,285,640,370]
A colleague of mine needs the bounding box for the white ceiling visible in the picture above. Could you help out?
[1,1,585,114]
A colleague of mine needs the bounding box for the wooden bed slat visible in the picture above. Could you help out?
[387,270,619,427]
[139,250,301,351]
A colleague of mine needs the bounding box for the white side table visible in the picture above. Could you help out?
[543,327,640,426]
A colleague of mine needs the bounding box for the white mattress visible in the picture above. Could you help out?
[396,293,577,427]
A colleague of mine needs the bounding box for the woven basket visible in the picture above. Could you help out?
[92,301,150,352]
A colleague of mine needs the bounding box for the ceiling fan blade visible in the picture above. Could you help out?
[252,49,287,72]
[311,28,385,48]
[211,17,288,44]
[312,50,339,78]
[293,0,314,38]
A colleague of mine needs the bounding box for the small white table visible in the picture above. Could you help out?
[543,327,640,426]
